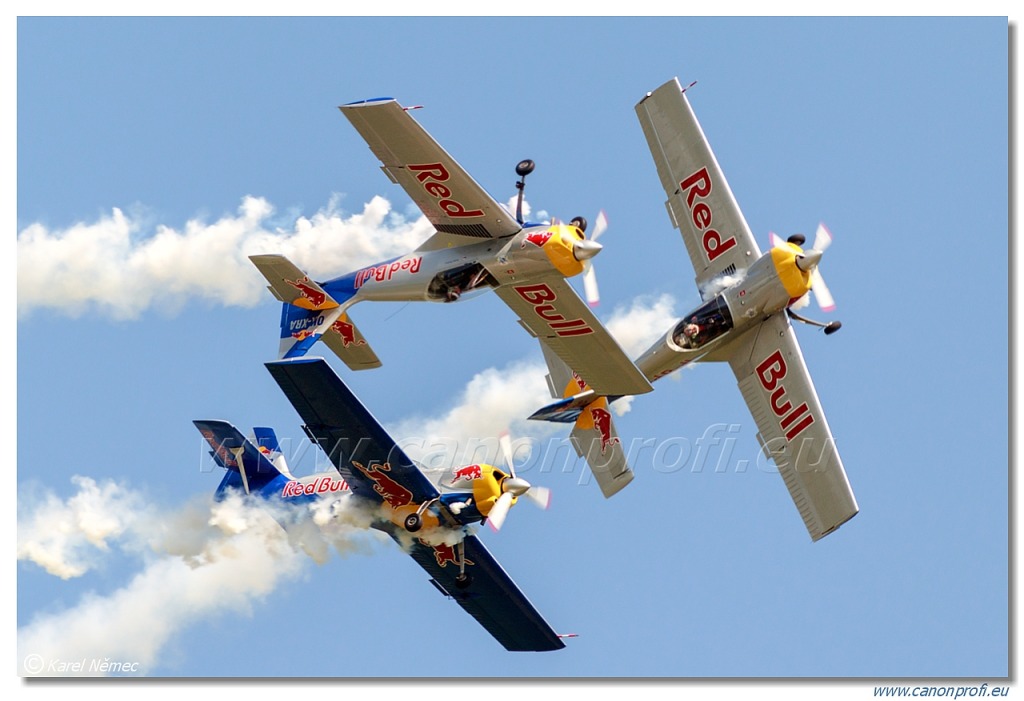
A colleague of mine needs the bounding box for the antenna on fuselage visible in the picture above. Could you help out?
[514,159,535,225]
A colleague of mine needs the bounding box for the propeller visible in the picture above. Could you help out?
[488,431,551,532]
[808,223,835,312]
[581,210,608,307]
[770,222,836,312]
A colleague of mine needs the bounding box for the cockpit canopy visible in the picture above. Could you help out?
[672,295,734,350]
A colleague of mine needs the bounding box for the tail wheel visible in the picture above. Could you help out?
[455,573,472,590]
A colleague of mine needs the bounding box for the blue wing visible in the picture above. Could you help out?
[265,357,439,507]
[393,530,565,652]
[265,357,566,652]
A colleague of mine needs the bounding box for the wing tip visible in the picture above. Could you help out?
[340,96,396,108]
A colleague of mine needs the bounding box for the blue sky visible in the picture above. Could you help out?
[13,14,1012,694]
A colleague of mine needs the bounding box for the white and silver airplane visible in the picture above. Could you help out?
[249,97,652,401]
[532,77,858,542]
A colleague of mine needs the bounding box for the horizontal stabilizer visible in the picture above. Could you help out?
[250,254,340,311]
[569,398,634,498]
[529,392,597,424]
[320,312,382,371]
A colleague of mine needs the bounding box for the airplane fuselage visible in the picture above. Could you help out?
[226,461,512,534]
[635,242,815,381]
[319,223,587,307]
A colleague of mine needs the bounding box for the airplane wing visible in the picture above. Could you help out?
[265,356,567,651]
[724,313,858,541]
[265,357,439,506]
[339,98,522,242]
[398,532,565,652]
[635,77,762,297]
[495,276,653,397]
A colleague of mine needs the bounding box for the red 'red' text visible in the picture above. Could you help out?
[408,162,485,218]
[679,167,737,263]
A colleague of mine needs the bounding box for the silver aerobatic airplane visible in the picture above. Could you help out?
[532,77,858,541]
[249,97,652,404]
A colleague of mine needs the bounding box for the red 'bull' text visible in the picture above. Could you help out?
[755,349,815,441]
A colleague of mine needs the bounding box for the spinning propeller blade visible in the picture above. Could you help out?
[488,492,514,532]
[581,210,608,307]
[809,223,836,311]
[488,431,551,531]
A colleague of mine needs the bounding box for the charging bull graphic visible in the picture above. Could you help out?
[522,229,554,248]
[450,464,483,485]
[285,277,330,309]
[351,460,413,508]
[590,407,620,455]
[421,540,475,569]
[330,319,366,348]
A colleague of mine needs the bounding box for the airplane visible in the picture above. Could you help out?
[194,356,566,652]
[530,77,858,542]
[249,97,653,399]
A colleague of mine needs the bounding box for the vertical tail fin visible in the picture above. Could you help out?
[252,426,294,478]
[277,303,340,359]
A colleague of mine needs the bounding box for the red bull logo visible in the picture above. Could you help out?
[522,229,554,248]
[590,407,620,455]
[450,464,482,485]
[291,328,316,341]
[354,256,423,289]
[281,476,350,498]
[330,319,365,348]
[351,461,413,508]
[285,277,329,308]
[407,162,485,218]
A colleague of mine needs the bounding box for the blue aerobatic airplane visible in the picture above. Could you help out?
[194,357,566,652]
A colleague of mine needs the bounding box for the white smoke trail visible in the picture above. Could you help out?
[18,476,151,579]
[16,194,433,320]
[603,292,678,358]
[17,477,382,676]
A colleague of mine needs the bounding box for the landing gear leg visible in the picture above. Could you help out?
[787,308,842,335]
[454,540,472,590]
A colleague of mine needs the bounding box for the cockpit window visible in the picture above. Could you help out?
[672,295,734,349]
